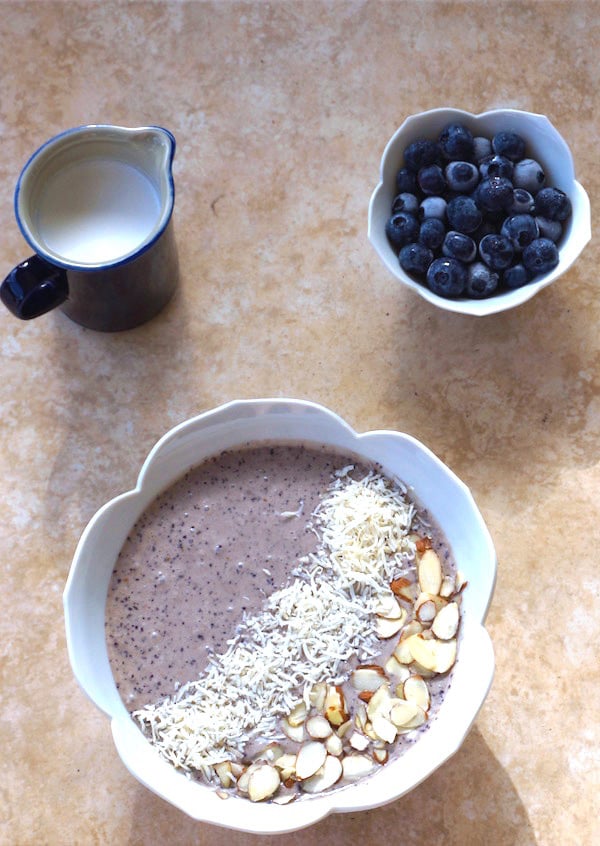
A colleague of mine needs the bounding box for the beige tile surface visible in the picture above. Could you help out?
[0,2,598,844]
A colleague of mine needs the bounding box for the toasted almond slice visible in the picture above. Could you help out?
[325,732,343,756]
[393,638,414,665]
[403,674,431,711]
[349,731,370,751]
[390,577,418,603]
[215,789,230,800]
[389,699,420,728]
[214,761,235,789]
[455,570,468,594]
[337,718,354,738]
[375,594,404,619]
[301,755,343,794]
[385,654,410,679]
[306,714,333,740]
[371,713,397,744]
[281,716,305,743]
[406,634,457,673]
[432,601,460,640]
[295,741,327,780]
[287,700,308,727]
[440,574,456,598]
[415,597,437,623]
[254,742,284,763]
[415,536,433,553]
[410,660,436,679]
[273,753,297,780]
[376,614,406,639]
[366,683,392,720]
[247,763,281,802]
[272,793,297,805]
[324,685,349,726]
[230,761,245,778]
[363,720,379,741]
[373,747,389,765]
[395,704,427,732]
[351,665,387,692]
[236,768,250,794]
[342,754,376,781]
[400,620,424,639]
[309,682,327,711]
[418,548,443,595]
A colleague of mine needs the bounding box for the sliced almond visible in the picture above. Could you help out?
[432,601,460,640]
[376,614,406,639]
[403,674,431,712]
[301,755,343,794]
[358,690,373,703]
[415,597,438,623]
[455,570,468,593]
[366,683,392,721]
[373,747,389,765]
[400,620,424,640]
[325,732,343,757]
[349,731,370,751]
[336,718,353,738]
[306,714,333,740]
[389,699,420,728]
[281,716,305,744]
[295,741,327,780]
[395,704,427,732]
[342,754,376,781]
[247,763,281,802]
[393,638,414,665]
[273,753,297,781]
[384,655,411,680]
[324,685,349,726]
[370,713,397,744]
[415,536,433,553]
[418,548,443,595]
[254,742,284,763]
[287,700,308,727]
[236,767,250,794]
[410,660,436,679]
[272,793,297,805]
[390,577,418,603]
[214,761,235,789]
[440,574,456,598]
[406,634,457,674]
[375,594,404,619]
[351,665,387,692]
[309,682,327,711]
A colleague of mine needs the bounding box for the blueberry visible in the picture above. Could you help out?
[385,212,420,250]
[507,188,535,215]
[442,231,477,263]
[522,237,560,275]
[418,218,446,250]
[403,139,442,172]
[476,176,514,212]
[492,130,526,161]
[445,161,479,193]
[500,214,539,251]
[426,257,467,297]
[473,219,499,242]
[439,123,474,161]
[503,263,531,289]
[479,154,514,181]
[512,158,546,194]
[479,233,514,270]
[535,216,563,243]
[446,195,482,233]
[399,243,434,276]
[395,167,418,195]
[419,196,447,220]
[418,164,447,195]
[391,192,419,215]
[534,187,572,221]
[472,136,492,163]
[466,262,499,298]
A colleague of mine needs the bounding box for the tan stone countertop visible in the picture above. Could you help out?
[1,2,598,844]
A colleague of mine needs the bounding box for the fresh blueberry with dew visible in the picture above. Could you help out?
[536,216,563,242]
[507,188,535,215]
[418,164,447,195]
[503,263,531,289]
[442,231,477,263]
[512,158,546,194]
[476,176,514,212]
[418,218,446,250]
[522,237,560,275]
[392,192,420,215]
[447,195,482,233]
[479,154,514,181]
[501,214,540,251]
[399,243,434,276]
[445,161,479,193]
[472,136,492,162]
[479,233,515,270]
[466,261,499,298]
[492,130,526,161]
[439,123,474,161]
[419,196,447,220]
[426,257,467,297]
[385,212,420,250]
[396,167,418,195]
[534,187,572,221]
[403,138,442,172]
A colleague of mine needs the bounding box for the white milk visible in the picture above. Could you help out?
[36,159,162,265]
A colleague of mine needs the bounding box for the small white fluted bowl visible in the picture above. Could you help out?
[368,108,591,316]
[64,398,496,834]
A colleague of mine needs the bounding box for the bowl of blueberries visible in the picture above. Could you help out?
[368,108,591,315]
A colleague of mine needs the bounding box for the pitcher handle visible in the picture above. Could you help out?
[1,255,68,320]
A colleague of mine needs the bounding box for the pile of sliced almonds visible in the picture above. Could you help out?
[214,542,466,803]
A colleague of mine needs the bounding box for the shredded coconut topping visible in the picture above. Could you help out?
[134,469,419,776]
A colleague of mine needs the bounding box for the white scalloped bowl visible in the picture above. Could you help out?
[63,398,496,833]
[368,108,591,316]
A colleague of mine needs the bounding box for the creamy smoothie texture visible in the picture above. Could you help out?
[105,443,461,802]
